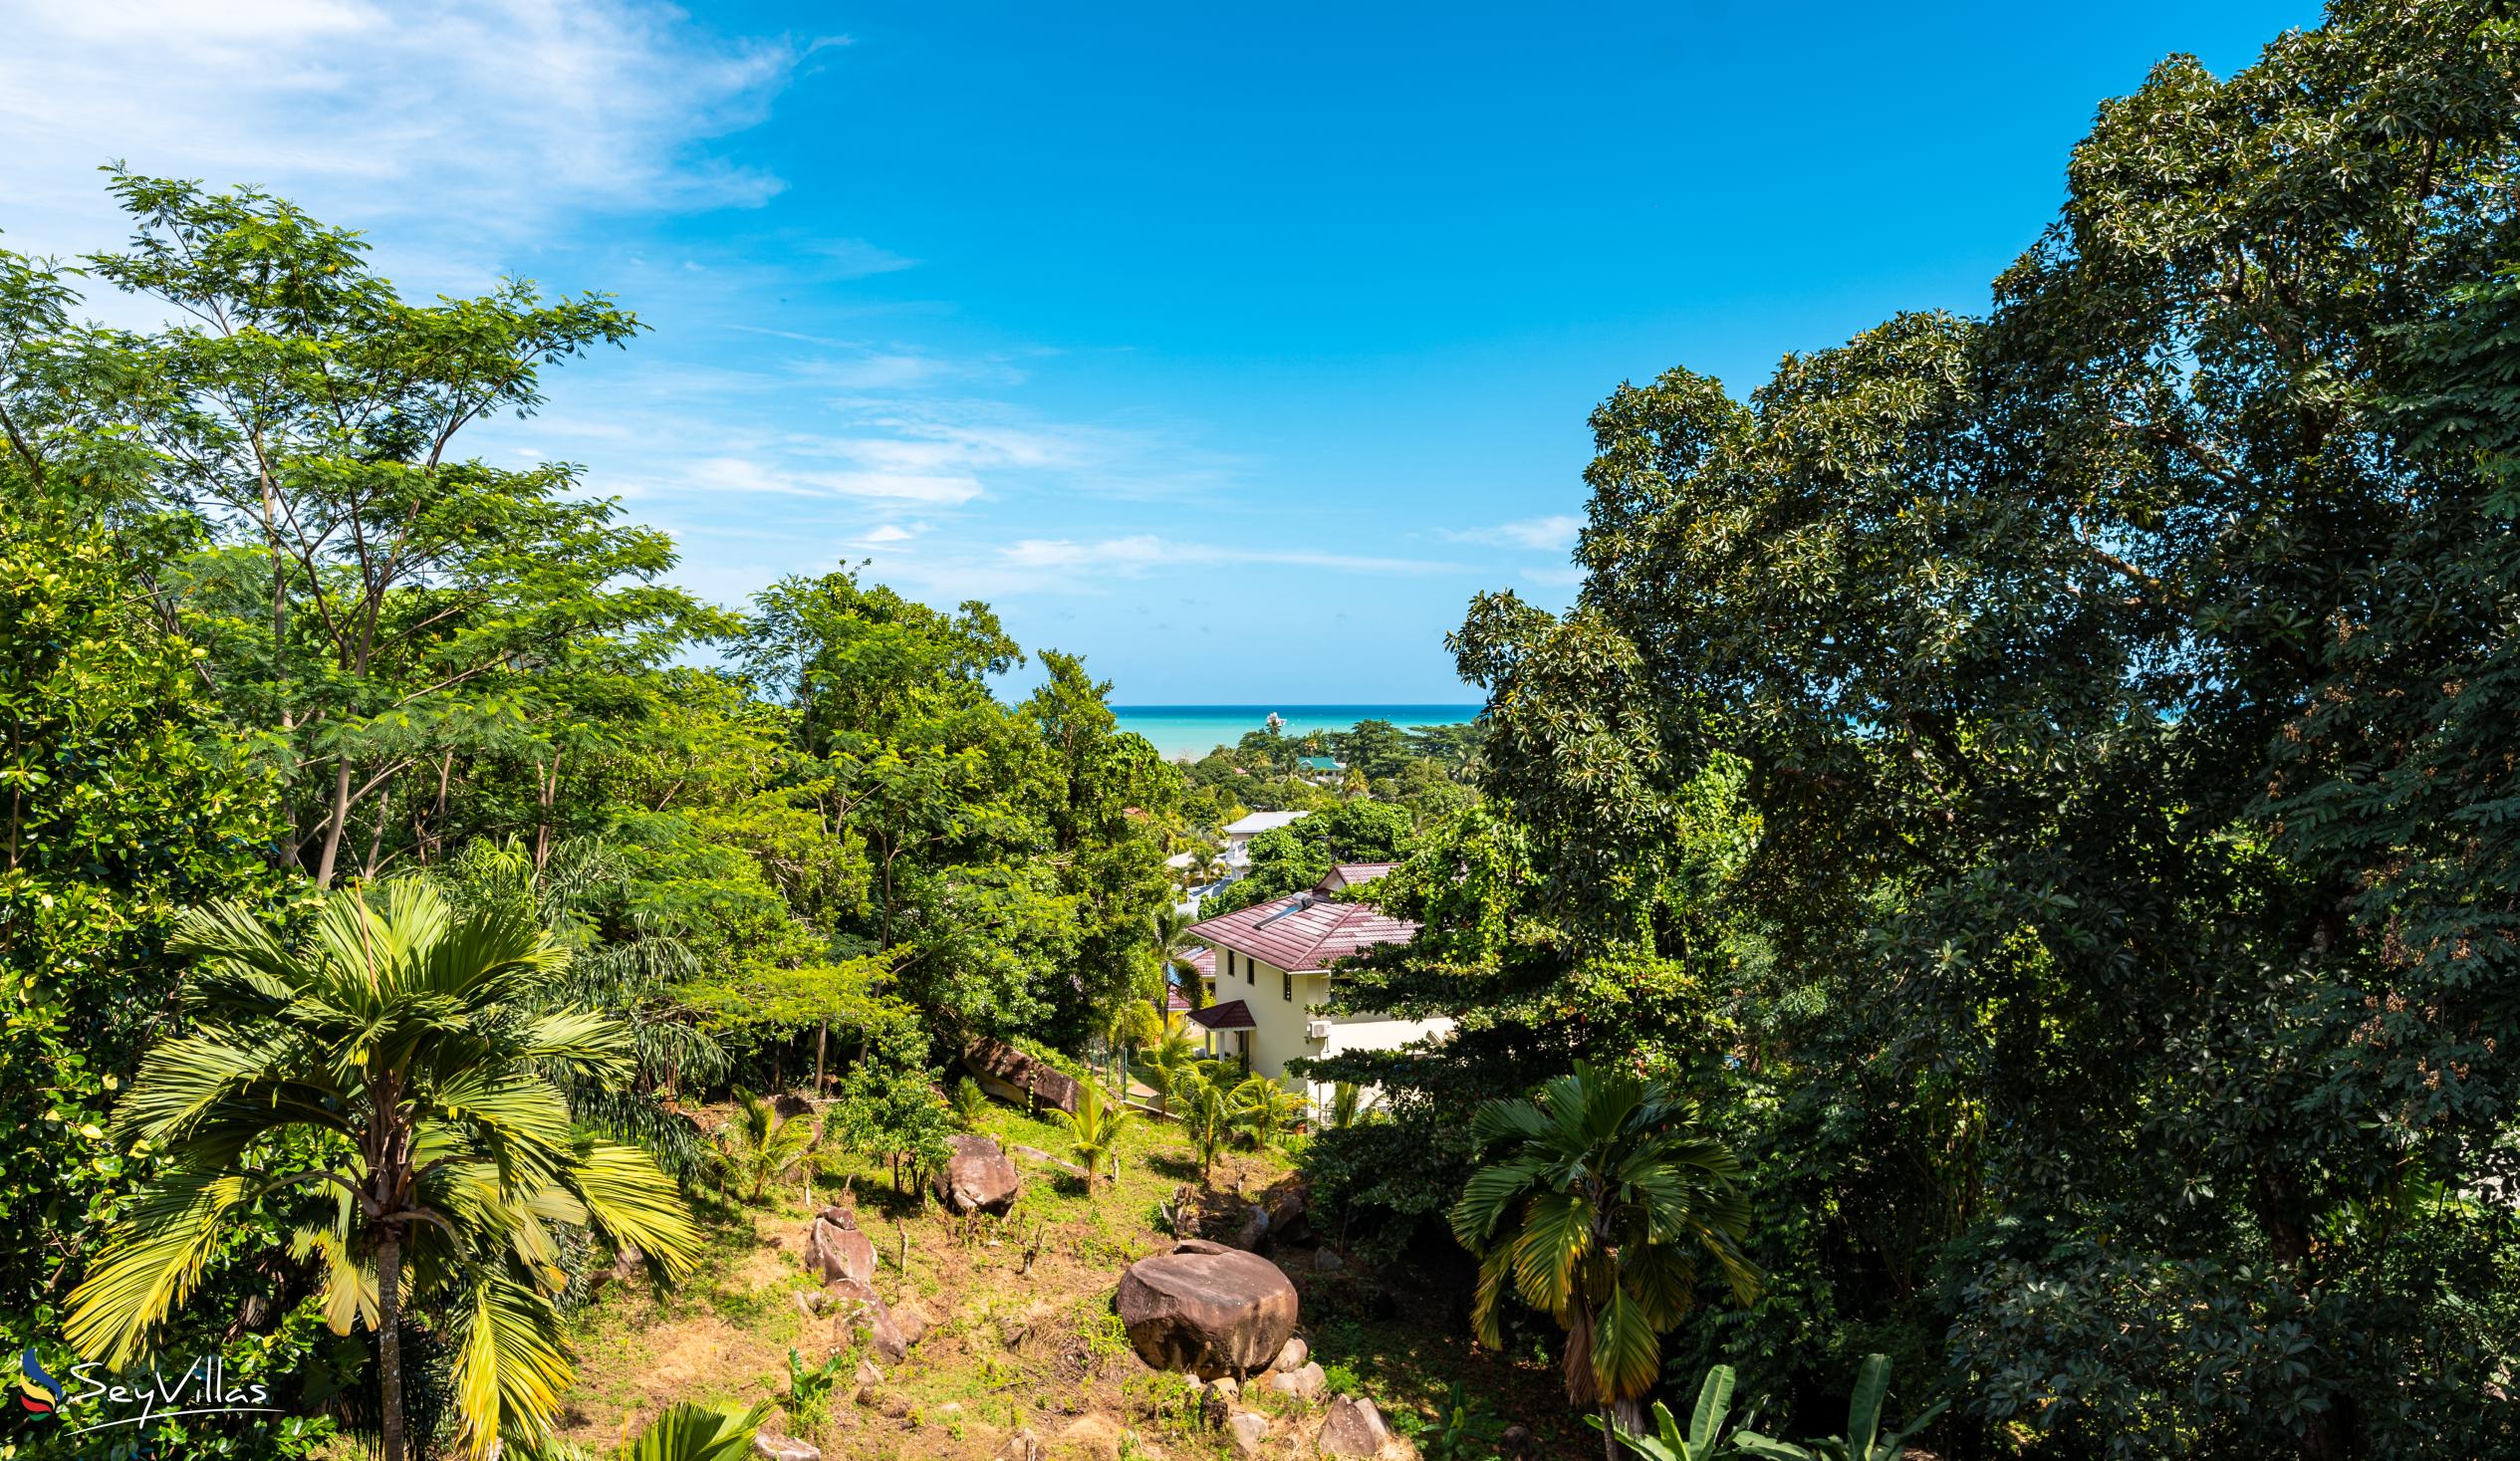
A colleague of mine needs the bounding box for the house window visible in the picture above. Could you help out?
[1282,971,1293,1002]
[1246,953,1255,985]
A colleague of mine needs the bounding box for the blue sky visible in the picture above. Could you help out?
[2,0,2321,701]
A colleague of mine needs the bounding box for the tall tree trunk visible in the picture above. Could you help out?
[1607,1397,1645,1461]
[315,757,356,887]
[377,1229,405,1461]
[816,1020,829,1096]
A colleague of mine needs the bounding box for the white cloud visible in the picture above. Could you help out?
[1442,513,1585,552]
[0,0,814,264]
[808,237,918,279]
[680,455,983,504]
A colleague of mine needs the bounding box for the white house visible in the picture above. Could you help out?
[1218,809,1310,873]
[1181,863,1452,1116]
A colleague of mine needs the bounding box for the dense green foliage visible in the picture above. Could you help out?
[1,175,1190,1456]
[13,5,2520,1458]
[1314,5,2520,1457]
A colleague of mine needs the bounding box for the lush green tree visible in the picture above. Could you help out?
[65,880,701,1460]
[1331,719,1417,782]
[1358,5,2520,1454]
[826,1052,956,1198]
[1021,650,1177,1045]
[0,481,287,1375]
[1449,1063,1756,1459]
[75,173,717,887]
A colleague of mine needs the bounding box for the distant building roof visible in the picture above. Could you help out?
[1222,810,1311,838]
[1173,946,1216,981]
[1188,888,1418,974]
[1297,756,1341,772]
[1186,998,1257,1031]
[1163,851,1198,869]
[1316,862,1397,894]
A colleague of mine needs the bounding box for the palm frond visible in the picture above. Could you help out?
[570,1139,703,1282]
[449,1272,574,1459]
[64,1173,255,1366]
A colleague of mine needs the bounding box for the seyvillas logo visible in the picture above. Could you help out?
[16,1348,63,1414]
[12,1348,281,1437]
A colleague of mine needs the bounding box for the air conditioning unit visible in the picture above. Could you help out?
[1305,1018,1333,1041]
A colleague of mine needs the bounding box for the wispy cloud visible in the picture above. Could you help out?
[0,0,815,263]
[680,455,983,505]
[808,237,919,279]
[1442,513,1586,552]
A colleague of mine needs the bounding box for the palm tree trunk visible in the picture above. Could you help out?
[1608,1397,1646,1461]
[1601,1403,1619,1461]
[377,1229,405,1461]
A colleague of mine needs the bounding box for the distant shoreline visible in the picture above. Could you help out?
[1109,703,1483,762]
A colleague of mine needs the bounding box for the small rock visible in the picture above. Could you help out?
[1271,1336,1310,1372]
[1231,1204,1270,1251]
[894,1298,935,1347]
[1210,1375,1240,1402]
[1265,1360,1326,1403]
[1057,1412,1134,1458]
[855,1356,884,1388]
[1227,1410,1269,1458]
[795,1291,822,1321]
[1317,1396,1395,1457]
[1312,1247,1346,1272]
[826,1277,908,1362]
[1500,1423,1534,1457]
[753,1431,820,1461]
[997,1429,1041,1461]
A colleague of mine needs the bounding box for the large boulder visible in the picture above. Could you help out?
[825,1276,907,1363]
[934,1133,1022,1214]
[962,1036,1083,1116]
[1116,1239,1299,1378]
[806,1214,877,1285]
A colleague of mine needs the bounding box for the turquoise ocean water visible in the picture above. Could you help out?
[1112,703,1483,762]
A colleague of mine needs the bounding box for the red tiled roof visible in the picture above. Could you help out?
[1316,862,1397,893]
[1187,890,1418,973]
[1175,946,1217,980]
[1186,998,1257,1031]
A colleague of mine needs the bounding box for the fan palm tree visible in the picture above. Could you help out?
[1140,1018,1200,1116]
[65,880,703,1461]
[1057,1080,1134,1185]
[1231,1075,1305,1149]
[1447,1062,1759,1461]
[716,1091,818,1203]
